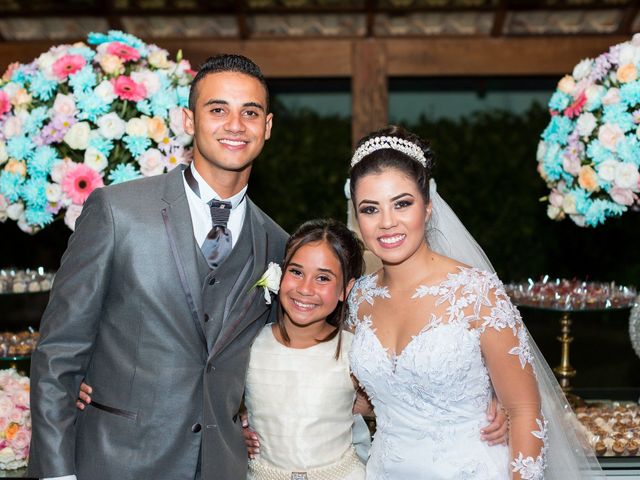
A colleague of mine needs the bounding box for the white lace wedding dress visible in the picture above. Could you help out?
[348,267,547,480]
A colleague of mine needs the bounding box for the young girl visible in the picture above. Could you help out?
[78,218,368,480]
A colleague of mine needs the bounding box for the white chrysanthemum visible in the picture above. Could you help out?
[97,112,126,140]
[572,58,593,81]
[576,112,597,137]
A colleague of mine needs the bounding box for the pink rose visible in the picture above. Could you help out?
[610,187,636,205]
[549,191,564,208]
[562,155,581,176]
[9,429,30,450]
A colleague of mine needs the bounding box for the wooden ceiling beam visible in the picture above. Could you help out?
[0,36,631,78]
[616,0,639,36]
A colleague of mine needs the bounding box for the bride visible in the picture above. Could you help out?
[347,126,603,479]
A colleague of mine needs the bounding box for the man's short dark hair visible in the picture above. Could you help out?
[188,54,269,112]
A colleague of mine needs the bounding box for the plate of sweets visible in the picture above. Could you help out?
[0,268,54,295]
[576,403,640,457]
[505,276,637,311]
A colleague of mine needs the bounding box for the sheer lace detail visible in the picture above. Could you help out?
[348,266,547,479]
[512,419,549,480]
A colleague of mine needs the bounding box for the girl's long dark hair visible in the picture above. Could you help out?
[277,219,364,359]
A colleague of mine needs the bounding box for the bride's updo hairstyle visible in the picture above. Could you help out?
[349,125,435,205]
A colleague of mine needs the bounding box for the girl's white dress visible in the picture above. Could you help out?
[245,325,366,480]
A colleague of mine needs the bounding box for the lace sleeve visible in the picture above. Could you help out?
[477,277,547,480]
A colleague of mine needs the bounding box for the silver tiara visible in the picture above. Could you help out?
[350,136,427,168]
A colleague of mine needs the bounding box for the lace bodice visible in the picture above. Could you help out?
[348,267,547,480]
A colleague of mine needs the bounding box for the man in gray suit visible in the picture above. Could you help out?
[28,54,288,480]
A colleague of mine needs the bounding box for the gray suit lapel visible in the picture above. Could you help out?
[210,200,270,358]
[161,166,206,344]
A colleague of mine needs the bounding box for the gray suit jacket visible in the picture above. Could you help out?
[28,166,288,480]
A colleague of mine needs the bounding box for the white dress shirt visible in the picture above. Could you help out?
[183,163,247,248]
[42,166,248,480]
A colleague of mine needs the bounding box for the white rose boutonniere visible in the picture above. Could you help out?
[252,262,282,305]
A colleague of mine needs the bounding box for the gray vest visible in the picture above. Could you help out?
[196,209,254,351]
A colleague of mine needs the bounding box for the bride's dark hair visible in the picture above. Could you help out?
[349,125,435,205]
[277,218,364,359]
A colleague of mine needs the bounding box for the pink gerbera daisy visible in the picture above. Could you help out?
[112,75,147,102]
[52,54,87,80]
[107,42,141,62]
[61,163,104,205]
[0,90,10,117]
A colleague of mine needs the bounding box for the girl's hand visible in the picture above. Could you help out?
[352,384,373,416]
[76,382,93,410]
[482,397,508,445]
[241,413,260,459]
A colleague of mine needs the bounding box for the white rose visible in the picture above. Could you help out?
[52,93,76,117]
[46,182,62,203]
[610,187,635,206]
[562,194,578,215]
[562,155,581,176]
[126,117,148,137]
[36,52,56,77]
[169,107,186,136]
[633,33,640,47]
[148,49,171,69]
[557,75,576,95]
[0,141,7,164]
[602,88,621,105]
[614,162,640,190]
[584,84,605,109]
[97,112,126,140]
[0,447,16,465]
[84,147,108,172]
[131,71,161,96]
[64,204,83,231]
[598,123,624,151]
[50,158,74,183]
[547,205,564,220]
[6,201,24,221]
[98,54,124,75]
[570,214,586,227]
[572,59,593,81]
[256,262,282,305]
[64,122,91,150]
[94,80,116,102]
[576,112,597,137]
[138,148,165,176]
[618,43,640,66]
[3,115,23,138]
[536,141,547,162]
[549,191,564,207]
[598,159,619,182]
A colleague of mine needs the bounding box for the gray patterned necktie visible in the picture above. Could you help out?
[184,166,233,270]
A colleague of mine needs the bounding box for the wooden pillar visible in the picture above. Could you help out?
[350,39,388,273]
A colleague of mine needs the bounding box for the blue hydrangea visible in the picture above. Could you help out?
[10,67,32,86]
[136,100,153,116]
[6,135,36,161]
[586,139,615,164]
[89,136,114,157]
[24,207,53,227]
[548,91,571,112]
[29,72,58,101]
[616,134,640,166]
[28,146,59,178]
[21,177,48,209]
[75,92,110,122]
[123,135,151,158]
[602,104,635,132]
[571,188,592,215]
[542,116,574,146]
[176,86,190,108]
[620,80,640,109]
[88,31,147,57]
[584,199,626,227]
[68,66,97,93]
[149,90,177,118]
[541,143,564,181]
[108,163,142,184]
[67,46,96,62]
[0,172,25,202]
[22,106,49,136]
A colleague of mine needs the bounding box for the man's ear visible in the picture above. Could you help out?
[340,278,357,302]
[264,112,273,141]
[183,107,195,136]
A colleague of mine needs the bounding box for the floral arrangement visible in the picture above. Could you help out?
[0,31,194,233]
[538,34,640,227]
[0,369,30,471]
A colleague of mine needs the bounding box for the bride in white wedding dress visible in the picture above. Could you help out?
[346,126,603,480]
